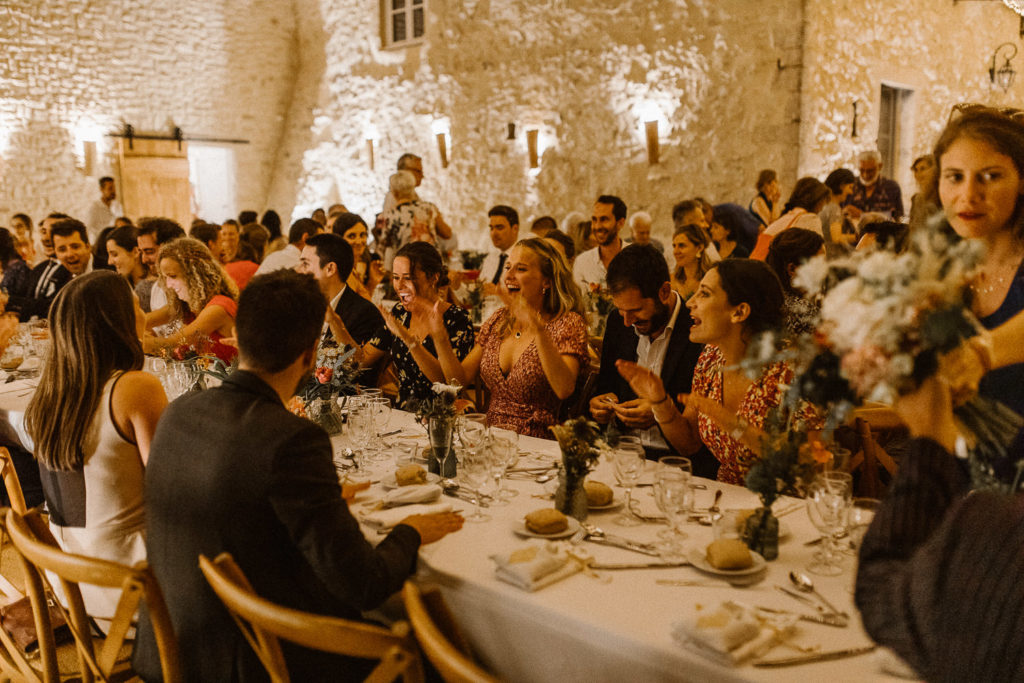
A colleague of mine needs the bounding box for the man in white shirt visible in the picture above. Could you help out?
[625,211,665,255]
[479,205,520,290]
[136,218,186,333]
[255,218,321,275]
[572,195,627,292]
[588,244,714,476]
[86,176,123,242]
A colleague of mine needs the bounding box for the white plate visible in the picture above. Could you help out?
[512,517,582,540]
[687,547,767,577]
[380,472,442,490]
[588,497,623,511]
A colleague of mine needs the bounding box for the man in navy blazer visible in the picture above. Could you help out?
[589,245,716,478]
[134,270,462,682]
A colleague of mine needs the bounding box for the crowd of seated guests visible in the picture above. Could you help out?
[8,108,1024,679]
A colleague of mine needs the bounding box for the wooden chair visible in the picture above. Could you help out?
[198,552,423,683]
[401,583,496,683]
[849,408,901,499]
[0,447,28,514]
[3,507,182,683]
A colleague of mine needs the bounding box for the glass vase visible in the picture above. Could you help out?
[554,470,588,521]
[427,416,456,478]
[741,506,779,560]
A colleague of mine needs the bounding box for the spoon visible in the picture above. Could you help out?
[535,471,555,484]
[706,490,723,515]
[789,571,848,618]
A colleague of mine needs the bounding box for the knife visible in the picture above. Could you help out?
[755,606,848,628]
[752,645,877,667]
[583,535,661,557]
[588,561,688,570]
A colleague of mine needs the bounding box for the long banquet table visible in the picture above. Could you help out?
[342,410,902,683]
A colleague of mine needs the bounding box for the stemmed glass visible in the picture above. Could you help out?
[459,446,493,522]
[369,397,392,461]
[845,497,880,556]
[346,402,374,470]
[612,443,645,527]
[457,413,489,452]
[655,457,692,540]
[805,472,853,576]
[653,470,693,556]
[489,428,520,500]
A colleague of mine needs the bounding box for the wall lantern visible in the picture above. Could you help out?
[431,119,450,169]
[635,101,665,166]
[526,129,539,169]
[644,121,659,165]
[990,42,1018,93]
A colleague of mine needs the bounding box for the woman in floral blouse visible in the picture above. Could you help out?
[406,238,589,438]
[371,242,474,409]
[617,259,816,485]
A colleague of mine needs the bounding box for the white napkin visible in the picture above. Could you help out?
[362,502,453,530]
[382,484,442,507]
[491,543,581,592]
[672,601,796,666]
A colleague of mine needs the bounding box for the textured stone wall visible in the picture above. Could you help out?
[0,0,296,226]
[267,0,805,248]
[799,0,1023,196]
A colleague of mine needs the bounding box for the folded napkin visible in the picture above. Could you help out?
[672,601,796,666]
[382,484,442,507]
[491,543,581,592]
[362,502,453,530]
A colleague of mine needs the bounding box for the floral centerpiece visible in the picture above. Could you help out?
[462,280,485,324]
[411,382,461,477]
[301,346,360,434]
[582,282,614,337]
[549,417,608,520]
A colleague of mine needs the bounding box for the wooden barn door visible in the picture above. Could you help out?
[117,138,191,228]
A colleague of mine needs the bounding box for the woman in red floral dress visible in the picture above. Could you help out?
[617,259,816,484]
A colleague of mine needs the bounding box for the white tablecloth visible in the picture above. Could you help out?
[340,411,902,683]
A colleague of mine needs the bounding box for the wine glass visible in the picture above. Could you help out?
[489,428,520,500]
[457,413,489,453]
[653,469,692,550]
[845,497,880,556]
[346,404,373,470]
[458,446,493,522]
[612,443,645,527]
[805,472,853,576]
[369,397,392,461]
[655,457,692,539]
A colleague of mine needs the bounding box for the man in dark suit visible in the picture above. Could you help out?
[8,213,73,320]
[133,270,463,682]
[589,244,716,478]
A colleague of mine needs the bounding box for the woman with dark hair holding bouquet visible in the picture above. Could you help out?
[617,259,817,484]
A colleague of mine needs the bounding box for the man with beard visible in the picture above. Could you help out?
[572,194,627,291]
[843,150,904,221]
[134,269,463,681]
[588,245,714,475]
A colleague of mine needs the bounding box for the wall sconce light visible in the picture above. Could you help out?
[507,122,516,140]
[431,119,450,169]
[81,140,96,176]
[436,133,449,168]
[526,129,539,169]
[990,42,1018,93]
[851,100,861,138]
[366,138,375,170]
[645,120,659,165]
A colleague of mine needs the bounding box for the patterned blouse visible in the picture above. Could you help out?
[692,344,815,485]
[369,302,474,410]
[478,308,589,439]
[382,200,440,252]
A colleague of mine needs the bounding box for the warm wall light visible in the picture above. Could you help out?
[644,121,659,165]
[366,138,375,170]
[431,119,450,169]
[526,129,539,169]
[82,140,96,176]
[990,42,1018,92]
[507,122,516,140]
[436,133,448,168]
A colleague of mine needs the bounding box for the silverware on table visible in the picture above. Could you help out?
[752,645,877,667]
[581,523,661,557]
[775,585,829,614]
[755,606,849,628]
[588,561,688,570]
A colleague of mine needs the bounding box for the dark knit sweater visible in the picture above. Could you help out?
[855,437,1024,682]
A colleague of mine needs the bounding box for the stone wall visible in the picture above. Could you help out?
[267,0,805,248]
[799,0,1023,199]
[0,0,296,227]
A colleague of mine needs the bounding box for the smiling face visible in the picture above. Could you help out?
[391,255,436,305]
[106,240,139,277]
[219,222,239,262]
[591,202,622,247]
[859,158,881,185]
[672,232,701,269]
[686,269,743,344]
[502,244,549,309]
[159,257,190,305]
[53,231,90,275]
[611,284,671,337]
[939,136,1024,241]
[342,222,368,259]
[10,216,30,243]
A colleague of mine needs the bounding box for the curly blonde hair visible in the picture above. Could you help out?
[158,237,238,316]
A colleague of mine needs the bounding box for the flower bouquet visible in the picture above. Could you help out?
[583,282,614,337]
[550,417,608,520]
[411,382,461,477]
[302,346,360,434]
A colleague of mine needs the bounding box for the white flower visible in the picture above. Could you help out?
[431,381,461,396]
[792,255,829,296]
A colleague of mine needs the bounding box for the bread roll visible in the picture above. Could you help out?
[584,481,614,507]
[395,464,427,486]
[705,538,753,570]
[524,508,569,535]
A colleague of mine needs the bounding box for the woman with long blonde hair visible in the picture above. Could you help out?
[671,223,714,300]
[144,237,239,363]
[395,238,589,437]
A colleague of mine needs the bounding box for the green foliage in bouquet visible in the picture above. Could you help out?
[550,416,606,481]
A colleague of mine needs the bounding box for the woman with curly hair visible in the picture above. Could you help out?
[144,237,239,363]
[400,238,589,438]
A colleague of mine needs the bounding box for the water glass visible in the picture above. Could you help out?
[612,443,645,527]
[369,397,392,461]
[805,472,853,576]
[654,469,692,547]
[459,447,493,523]
[845,497,880,555]
[457,413,489,452]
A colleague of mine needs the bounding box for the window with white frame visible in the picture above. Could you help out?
[382,0,425,48]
